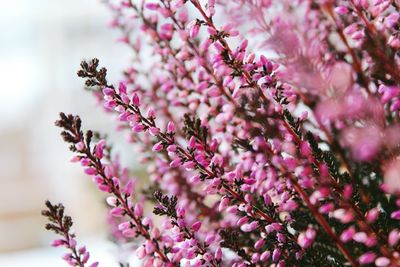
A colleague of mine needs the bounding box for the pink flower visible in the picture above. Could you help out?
[84,167,97,175]
[51,239,64,247]
[102,87,115,96]
[169,158,181,167]
[145,3,159,10]
[375,257,390,267]
[188,20,200,38]
[167,121,175,133]
[218,197,230,212]
[388,229,400,246]
[152,141,163,152]
[359,252,376,265]
[132,123,145,132]
[240,221,259,232]
[340,226,356,242]
[254,238,265,250]
[191,221,202,231]
[383,159,400,194]
[334,6,349,15]
[110,207,124,217]
[136,246,146,259]
[134,203,144,217]
[160,23,174,40]
[131,93,140,106]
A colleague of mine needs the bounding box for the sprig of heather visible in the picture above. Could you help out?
[78,59,220,224]
[41,201,99,267]
[54,113,172,265]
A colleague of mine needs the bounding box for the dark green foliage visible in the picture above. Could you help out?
[41,200,74,237]
[153,190,178,218]
[77,58,109,88]
[182,114,209,149]
[219,228,255,266]
[283,109,302,138]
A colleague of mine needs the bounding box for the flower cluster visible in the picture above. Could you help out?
[43,0,400,266]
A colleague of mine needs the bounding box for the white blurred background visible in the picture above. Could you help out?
[0,0,138,265]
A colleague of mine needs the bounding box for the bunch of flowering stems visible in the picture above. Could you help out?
[42,0,400,266]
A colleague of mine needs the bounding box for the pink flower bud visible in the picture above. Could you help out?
[183,161,196,170]
[160,23,174,40]
[134,203,144,217]
[215,247,222,261]
[132,93,140,106]
[75,142,85,151]
[388,229,400,246]
[151,227,160,239]
[334,6,349,15]
[240,221,258,232]
[153,258,163,267]
[98,184,111,193]
[190,174,201,184]
[152,141,163,152]
[340,226,356,242]
[375,257,390,267]
[83,252,90,263]
[343,184,353,199]
[118,82,126,94]
[132,123,145,132]
[260,251,270,262]
[177,207,185,217]
[319,203,335,214]
[205,234,216,245]
[188,21,200,38]
[124,180,134,195]
[358,252,376,264]
[208,86,221,97]
[254,238,265,250]
[106,196,117,207]
[136,246,146,259]
[218,197,230,212]
[297,233,310,248]
[149,127,160,136]
[167,145,177,153]
[51,239,64,247]
[94,139,106,159]
[167,121,175,133]
[145,3,159,10]
[391,210,400,220]
[102,87,115,96]
[122,228,136,237]
[191,221,202,231]
[84,167,97,175]
[104,100,117,109]
[353,232,368,243]
[118,221,130,231]
[272,248,280,262]
[344,24,358,35]
[170,158,182,167]
[237,216,249,226]
[110,207,124,217]
[351,31,364,41]
[188,136,196,149]
[366,208,380,222]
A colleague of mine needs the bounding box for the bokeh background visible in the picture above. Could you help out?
[0,0,139,265]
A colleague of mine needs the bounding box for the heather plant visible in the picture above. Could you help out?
[42,0,400,266]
